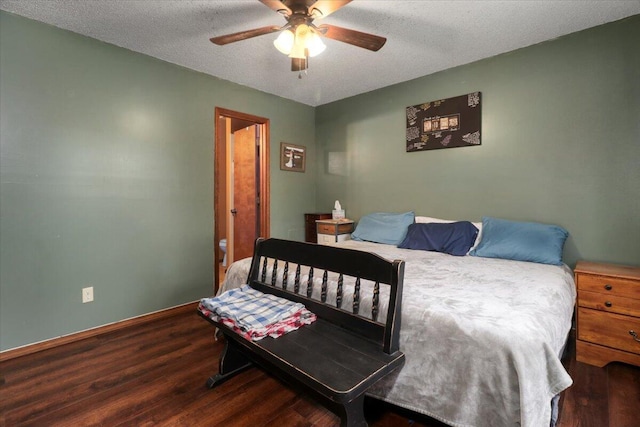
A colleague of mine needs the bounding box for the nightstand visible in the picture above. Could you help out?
[304,213,332,243]
[316,219,354,245]
[575,261,640,367]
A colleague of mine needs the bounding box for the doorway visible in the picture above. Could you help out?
[214,108,270,293]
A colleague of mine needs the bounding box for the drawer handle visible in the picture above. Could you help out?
[604,301,612,308]
[604,284,612,291]
[631,331,640,343]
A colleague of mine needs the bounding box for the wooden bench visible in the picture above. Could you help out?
[198,237,405,427]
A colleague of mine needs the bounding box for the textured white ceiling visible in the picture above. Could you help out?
[1,0,639,106]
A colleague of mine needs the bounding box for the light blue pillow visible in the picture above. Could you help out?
[469,217,569,265]
[351,211,415,245]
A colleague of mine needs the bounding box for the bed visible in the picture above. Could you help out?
[217,215,576,427]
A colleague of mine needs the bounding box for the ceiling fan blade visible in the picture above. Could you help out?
[309,0,351,18]
[319,24,386,51]
[210,25,281,45]
[259,0,291,15]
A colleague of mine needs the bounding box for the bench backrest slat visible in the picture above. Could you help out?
[282,261,289,290]
[306,267,314,298]
[353,277,361,315]
[372,281,380,322]
[294,264,301,294]
[247,238,404,354]
[321,270,328,303]
[337,273,343,309]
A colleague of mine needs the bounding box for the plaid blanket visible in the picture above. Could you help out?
[199,285,316,341]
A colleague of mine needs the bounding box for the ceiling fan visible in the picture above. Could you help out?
[210,0,386,76]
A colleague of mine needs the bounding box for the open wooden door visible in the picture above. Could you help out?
[214,108,270,293]
[232,126,258,262]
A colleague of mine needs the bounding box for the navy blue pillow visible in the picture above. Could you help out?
[398,222,479,256]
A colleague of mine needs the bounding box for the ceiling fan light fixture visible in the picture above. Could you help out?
[288,40,307,59]
[288,24,310,59]
[286,24,325,59]
[273,29,294,54]
[306,32,326,57]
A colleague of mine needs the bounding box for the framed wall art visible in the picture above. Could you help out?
[280,142,306,172]
[406,92,481,152]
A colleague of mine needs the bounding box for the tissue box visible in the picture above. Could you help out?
[332,209,345,220]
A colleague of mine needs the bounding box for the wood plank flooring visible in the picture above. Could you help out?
[1,307,638,426]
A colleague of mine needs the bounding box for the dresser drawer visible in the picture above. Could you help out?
[576,274,640,299]
[578,290,640,317]
[578,308,640,355]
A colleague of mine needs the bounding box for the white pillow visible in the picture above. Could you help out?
[415,216,453,224]
[414,216,483,252]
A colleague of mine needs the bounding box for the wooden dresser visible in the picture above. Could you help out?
[304,213,332,243]
[575,261,640,367]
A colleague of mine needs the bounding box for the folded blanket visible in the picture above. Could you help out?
[199,285,316,341]
[218,309,316,341]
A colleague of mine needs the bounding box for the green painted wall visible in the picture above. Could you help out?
[316,15,640,268]
[0,12,316,351]
[2,11,638,352]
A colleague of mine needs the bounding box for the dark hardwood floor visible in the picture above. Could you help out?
[1,307,638,427]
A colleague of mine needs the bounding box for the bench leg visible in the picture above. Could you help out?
[206,338,252,389]
[340,394,368,427]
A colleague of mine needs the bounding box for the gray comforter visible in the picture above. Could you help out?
[219,240,576,427]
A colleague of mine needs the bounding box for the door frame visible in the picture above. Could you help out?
[214,107,270,292]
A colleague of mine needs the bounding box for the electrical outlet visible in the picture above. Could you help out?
[82,286,94,303]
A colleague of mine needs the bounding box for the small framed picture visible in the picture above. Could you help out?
[280,142,306,173]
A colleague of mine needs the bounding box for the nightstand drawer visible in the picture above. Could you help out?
[577,274,640,299]
[578,290,640,317]
[317,233,333,244]
[317,223,337,234]
[578,308,640,355]
[317,233,351,245]
[317,222,354,235]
